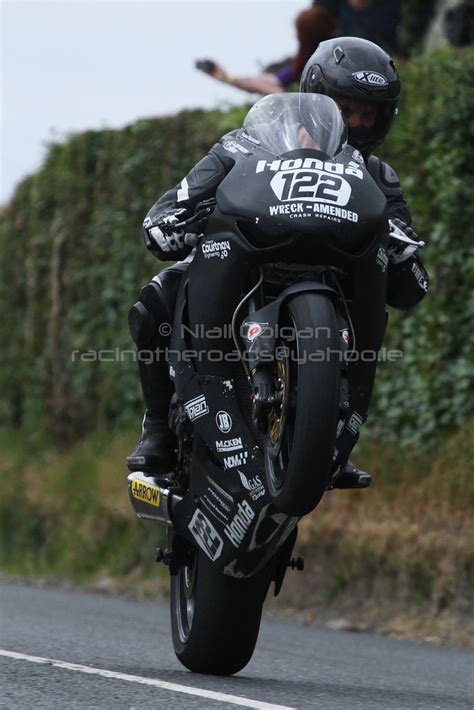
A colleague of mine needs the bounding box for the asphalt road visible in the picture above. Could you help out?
[0,581,472,709]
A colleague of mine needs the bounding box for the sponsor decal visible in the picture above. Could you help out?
[238,470,266,501]
[267,202,358,223]
[188,509,224,561]
[312,203,358,222]
[248,322,263,341]
[411,262,428,292]
[352,70,388,88]
[200,496,227,524]
[184,394,209,421]
[216,410,232,433]
[243,321,269,345]
[224,500,255,547]
[131,480,161,508]
[207,476,234,503]
[241,130,261,145]
[216,437,243,453]
[201,487,232,524]
[256,156,363,180]
[351,150,364,164]
[346,411,365,436]
[205,487,232,513]
[222,140,250,155]
[339,328,350,345]
[376,246,389,272]
[269,202,305,215]
[202,240,231,260]
[223,451,249,470]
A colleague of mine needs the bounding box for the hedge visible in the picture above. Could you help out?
[0,48,472,448]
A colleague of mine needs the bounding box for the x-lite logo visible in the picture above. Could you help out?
[352,70,388,87]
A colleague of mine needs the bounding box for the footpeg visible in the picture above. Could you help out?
[288,557,304,571]
[155,548,174,565]
[332,471,372,489]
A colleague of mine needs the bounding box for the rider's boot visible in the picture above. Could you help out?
[126,273,182,478]
[332,459,372,489]
[126,347,177,476]
[127,408,176,476]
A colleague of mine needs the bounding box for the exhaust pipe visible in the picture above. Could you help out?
[127,472,183,524]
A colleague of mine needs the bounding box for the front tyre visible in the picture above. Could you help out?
[264,292,340,516]
[171,549,271,675]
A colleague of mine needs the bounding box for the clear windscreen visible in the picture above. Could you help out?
[243,93,347,157]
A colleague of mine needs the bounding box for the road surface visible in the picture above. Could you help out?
[0,581,472,709]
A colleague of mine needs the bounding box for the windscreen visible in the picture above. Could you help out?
[243,93,347,157]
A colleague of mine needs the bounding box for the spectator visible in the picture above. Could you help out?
[444,0,474,46]
[197,0,402,94]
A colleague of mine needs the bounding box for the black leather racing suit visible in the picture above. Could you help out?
[129,129,428,425]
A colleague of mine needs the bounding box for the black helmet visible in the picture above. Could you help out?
[300,37,401,155]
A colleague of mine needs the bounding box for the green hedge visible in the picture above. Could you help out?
[372,48,474,445]
[0,48,473,448]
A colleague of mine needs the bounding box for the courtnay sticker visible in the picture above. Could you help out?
[131,479,161,507]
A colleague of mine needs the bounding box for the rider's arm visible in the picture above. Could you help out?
[367,156,429,310]
[143,139,237,261]
[366,156,412,225]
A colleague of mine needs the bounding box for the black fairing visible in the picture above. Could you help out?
[215,144,387,256]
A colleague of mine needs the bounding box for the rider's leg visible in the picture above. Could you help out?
[127,261,188,474]
[332,237,389,489]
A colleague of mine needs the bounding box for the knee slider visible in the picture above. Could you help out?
[128,302,155,348]
[129,280,172,349]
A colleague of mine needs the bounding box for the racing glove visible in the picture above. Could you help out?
[388,218,424,264]
[143,209,192,256]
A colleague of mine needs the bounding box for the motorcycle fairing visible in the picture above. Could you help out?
[215,145,387,254]
[171,372,298,578]
[168,278,297,578]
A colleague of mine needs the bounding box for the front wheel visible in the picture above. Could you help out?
[263,292,340,516]
[171,549,271,675]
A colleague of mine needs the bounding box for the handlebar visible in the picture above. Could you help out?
[172,198,217,232]
[389,219,425,249]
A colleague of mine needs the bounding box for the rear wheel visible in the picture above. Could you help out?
[171,549,271,675]
[263,293,340,516]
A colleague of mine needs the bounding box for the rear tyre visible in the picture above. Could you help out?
[263,292,340,516]
[171,550,271,675]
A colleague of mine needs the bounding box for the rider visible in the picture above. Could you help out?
[126,37,429,479]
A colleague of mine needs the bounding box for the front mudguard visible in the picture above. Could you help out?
[241,280,340,370]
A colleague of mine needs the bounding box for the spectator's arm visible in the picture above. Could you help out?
[197,59,284,94]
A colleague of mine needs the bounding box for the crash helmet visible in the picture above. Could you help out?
[300,37,401,155]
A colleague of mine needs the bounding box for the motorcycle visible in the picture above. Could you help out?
[127,94,423,675]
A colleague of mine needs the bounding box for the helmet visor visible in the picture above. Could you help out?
[243,93,347,157]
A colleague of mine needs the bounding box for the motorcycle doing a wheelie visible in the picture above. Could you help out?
[127,94,424,675]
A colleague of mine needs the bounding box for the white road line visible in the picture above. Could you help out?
[0,649,295,710]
